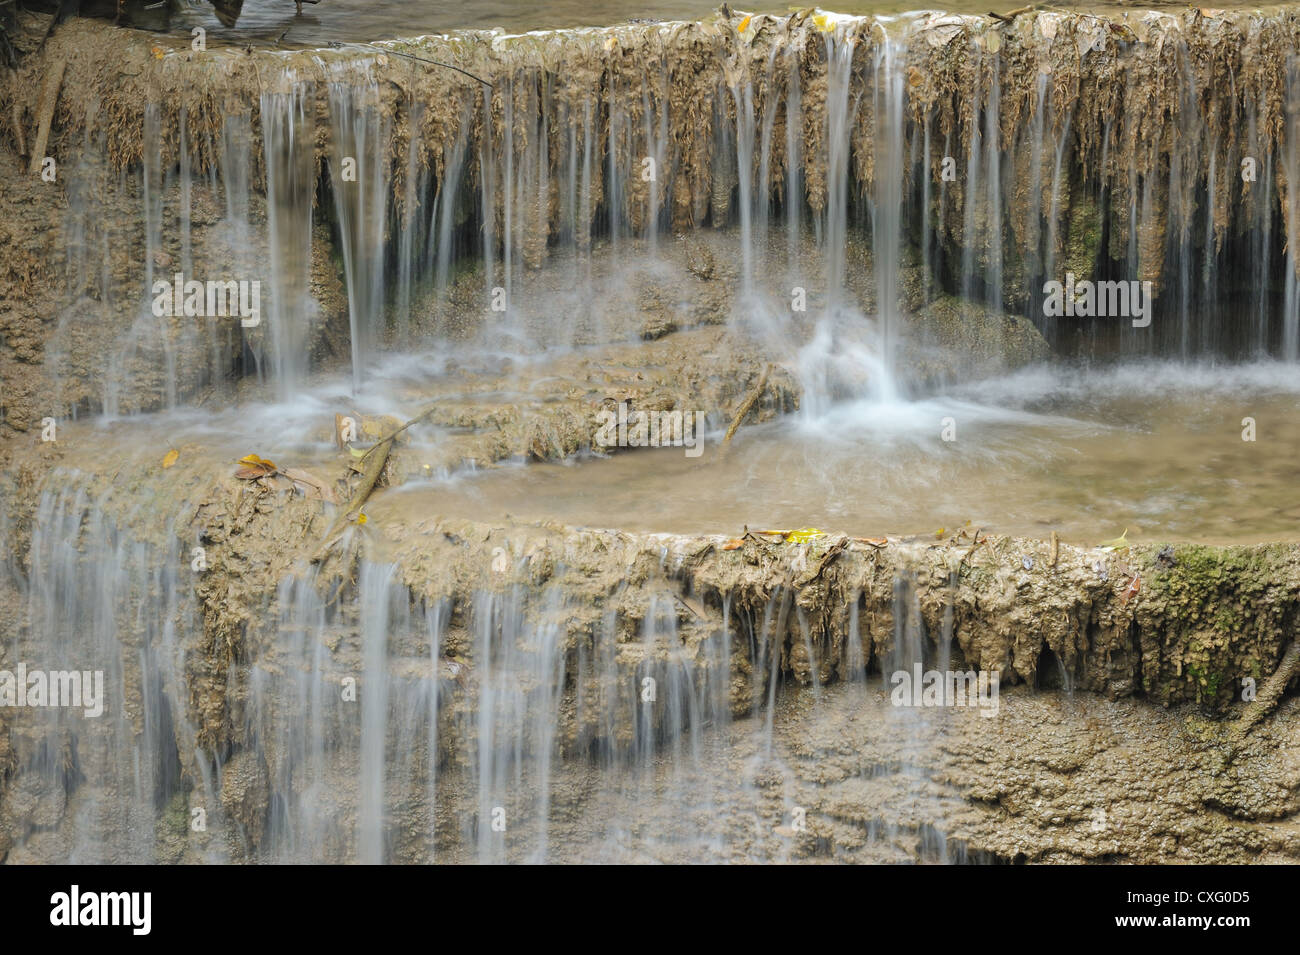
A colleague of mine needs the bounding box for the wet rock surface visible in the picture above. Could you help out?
[1,423,1298,861]
[2,5,1293,424]
[0,6,1298,864]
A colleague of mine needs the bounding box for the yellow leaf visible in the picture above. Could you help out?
[811,13,834,32]
[737,15,752,32]
[784,528,825,544]
[1098,528,1130,552]
[234,453,277,480]
[936,527,946,538]
[162,449,179,469]
[356,512,368,525]
[603,36,617,51]
[151,46,165,59]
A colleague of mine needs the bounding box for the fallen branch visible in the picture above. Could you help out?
[327,41,493,88]
[28,57,64,176]
[988,4,1043,22]
[310,434,392,561]
[310,406,439,559]
[722,364,773,447]
[9,77,26,157]
[1228,638,1300,749]
[355,406,436,465]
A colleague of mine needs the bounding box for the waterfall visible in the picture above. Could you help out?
[262,80,316,395]
[870,31,906,399]
[32,11,1300,417]
[10,8,1300,867]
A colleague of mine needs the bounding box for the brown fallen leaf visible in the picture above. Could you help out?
[1120,574,1142,606]
[162,448,179,469]
[853,536,889,547]
[722,538,744,551]
[234,453,277,479]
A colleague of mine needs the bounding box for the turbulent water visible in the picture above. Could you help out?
[3,7,1300,863]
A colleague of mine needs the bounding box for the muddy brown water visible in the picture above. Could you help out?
[194,0,1272,42]
[40,360,1300,546]
[367,362,1300,545]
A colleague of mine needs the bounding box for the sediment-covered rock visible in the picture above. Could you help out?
[1,425,1298,861]
[2,6,1297,423]
[1,4,1298,866]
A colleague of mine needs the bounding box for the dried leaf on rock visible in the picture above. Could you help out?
[234,454,277,479]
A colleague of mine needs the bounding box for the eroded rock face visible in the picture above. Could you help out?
[2,7,1295,424]
[0,419,1297,862]
[0,147,351,428]
[730,684,1300,865]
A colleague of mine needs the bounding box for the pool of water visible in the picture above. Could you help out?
[372,361,1300,545]
[48,356,1300,547]
[190,0,1274,43]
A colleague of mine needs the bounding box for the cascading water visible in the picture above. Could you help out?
[262,80,317,395]
[39,10,1300,410]
[6,7,1300,866]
